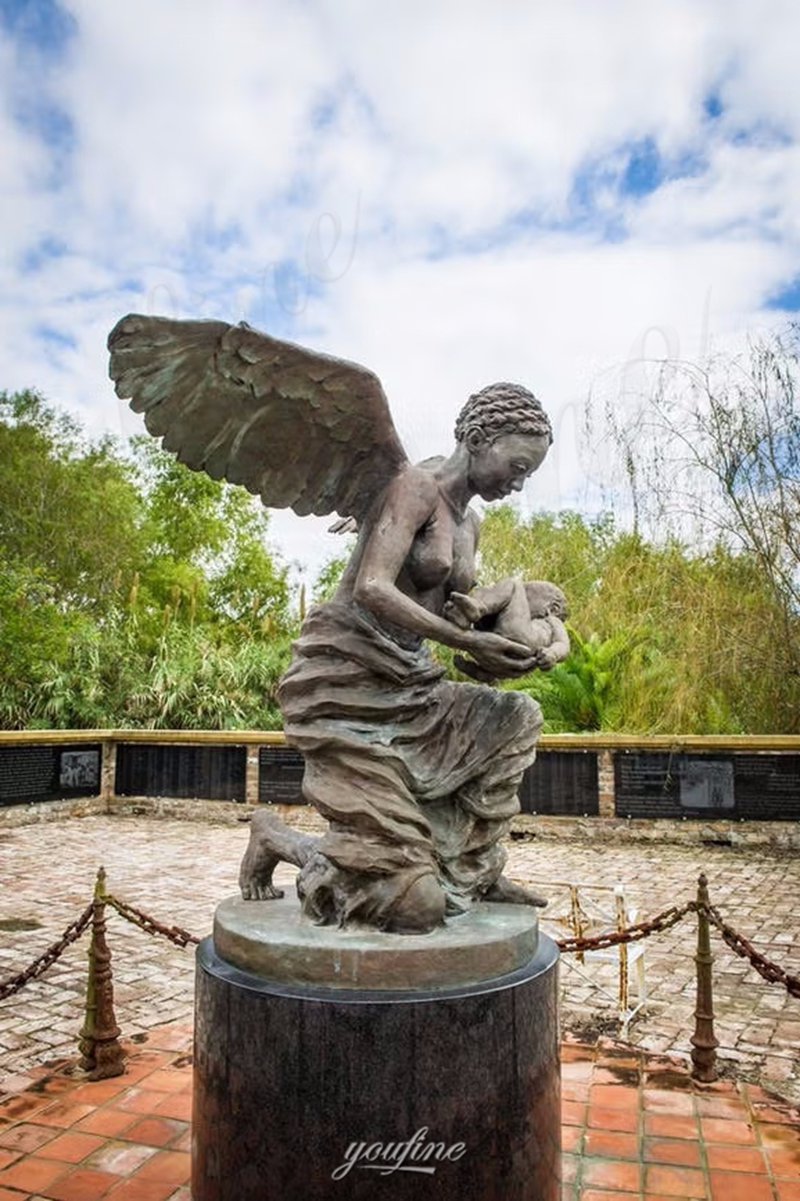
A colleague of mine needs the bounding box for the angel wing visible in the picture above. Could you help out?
[108,314,409,521]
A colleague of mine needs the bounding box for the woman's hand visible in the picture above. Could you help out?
[458,630,538,680]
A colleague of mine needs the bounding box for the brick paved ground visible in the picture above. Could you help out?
[1,813,799,1106]
[0,1025,799,1200]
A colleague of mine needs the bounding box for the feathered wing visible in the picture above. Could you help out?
[108,314,409,521]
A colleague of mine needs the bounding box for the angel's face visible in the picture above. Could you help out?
[466,432,549,502]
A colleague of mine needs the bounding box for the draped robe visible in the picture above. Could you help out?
[278,601,543,927]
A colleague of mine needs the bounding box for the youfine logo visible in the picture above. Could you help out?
[331,1127,467,1180]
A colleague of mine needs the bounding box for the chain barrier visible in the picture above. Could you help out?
[3,883,798,1003]
[0,890,197,1006]
[96,892,800,1003]
[555,898,799,1002]
[104,894,200,948]
[0,902,94,1001]
[555,901,699,955]
[707,906,800,1000]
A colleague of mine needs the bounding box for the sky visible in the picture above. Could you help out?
[2,0,799,581]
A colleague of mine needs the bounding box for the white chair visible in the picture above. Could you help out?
[536,880,648,1036]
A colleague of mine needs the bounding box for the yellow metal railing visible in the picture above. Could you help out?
[1,729,798,751]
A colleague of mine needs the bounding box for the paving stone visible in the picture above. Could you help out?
[1,812,799,1108]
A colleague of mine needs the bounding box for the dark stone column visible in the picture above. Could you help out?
[192,936,560,1201]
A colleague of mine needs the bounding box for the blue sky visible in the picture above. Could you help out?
[2,0,799,575]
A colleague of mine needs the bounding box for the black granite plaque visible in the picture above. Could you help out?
[0,744,102,806]
[258,746,305,805]
[0,746,55,804]
[679,759,734,810]
[616,751,800,820]
[115,744,246,801]
[518,750,599,816]
[731,753,800,820]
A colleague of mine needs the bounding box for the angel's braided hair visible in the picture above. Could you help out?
[454,382,552,447]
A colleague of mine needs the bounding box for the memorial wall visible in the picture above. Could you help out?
[1,737,799,821]
[614,751,800,820]
[0,744,101,806]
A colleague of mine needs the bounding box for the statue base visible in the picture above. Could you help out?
[192,898,560,1201]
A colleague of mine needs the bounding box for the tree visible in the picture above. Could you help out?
[477,506,613,614]
[131,438,291,639]
[477,508,799,734]
[590,324,800,678]
[0,391,294,730]
[0,390,144,611]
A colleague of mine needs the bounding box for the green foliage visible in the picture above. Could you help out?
[128,438,291,639]
[3,369,800,735]
[0,563,85,727]
[0,390,294,730]
[477,511,800,734]
[0,390,144,610]
[126,628,292,730]
[478,506,613,615]
[312,552,351,605]
[515,629,635,731]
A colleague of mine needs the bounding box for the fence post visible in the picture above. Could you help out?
[77,867,126,1080]
[614,886,629,1019]
[597,749,616,817]
[245,744,260,806]
[690,872,718,1083]
[100,740,117,808]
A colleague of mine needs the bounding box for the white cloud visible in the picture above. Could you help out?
[715,0,800,138]
[56,0,332,241]
[2,0,800,581]
[303,230,785,509]
[627,140,800,249]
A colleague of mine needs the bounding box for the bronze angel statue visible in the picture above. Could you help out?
[108,315,567,934]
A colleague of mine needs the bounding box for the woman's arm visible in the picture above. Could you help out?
[354,468,538,675]
[353,467,475,649]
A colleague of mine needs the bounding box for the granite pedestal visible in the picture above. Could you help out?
[192,897,560,1201]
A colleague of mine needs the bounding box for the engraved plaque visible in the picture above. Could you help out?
[0,747,56,803]
[679,759,734,810]
[115,744,246,801]
[60,750,100,790]
[258,746,305,805]
[0,744,102,805]
[518,751,599,816]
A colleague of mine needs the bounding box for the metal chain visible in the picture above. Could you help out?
[4,884,798,1007]
[556,898,800,1001]
[707,906,800,1000]
[104,894,200,948]
[555,901,699,954]
[104,890,799,1001]
[0,902,94,1001]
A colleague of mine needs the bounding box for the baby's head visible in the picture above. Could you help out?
[526,580,569,620]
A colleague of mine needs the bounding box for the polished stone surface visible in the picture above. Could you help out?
[214,894,540,989]
[3,1020,800,1201]
[193,934,561,1201]
[3,815,800,1107]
